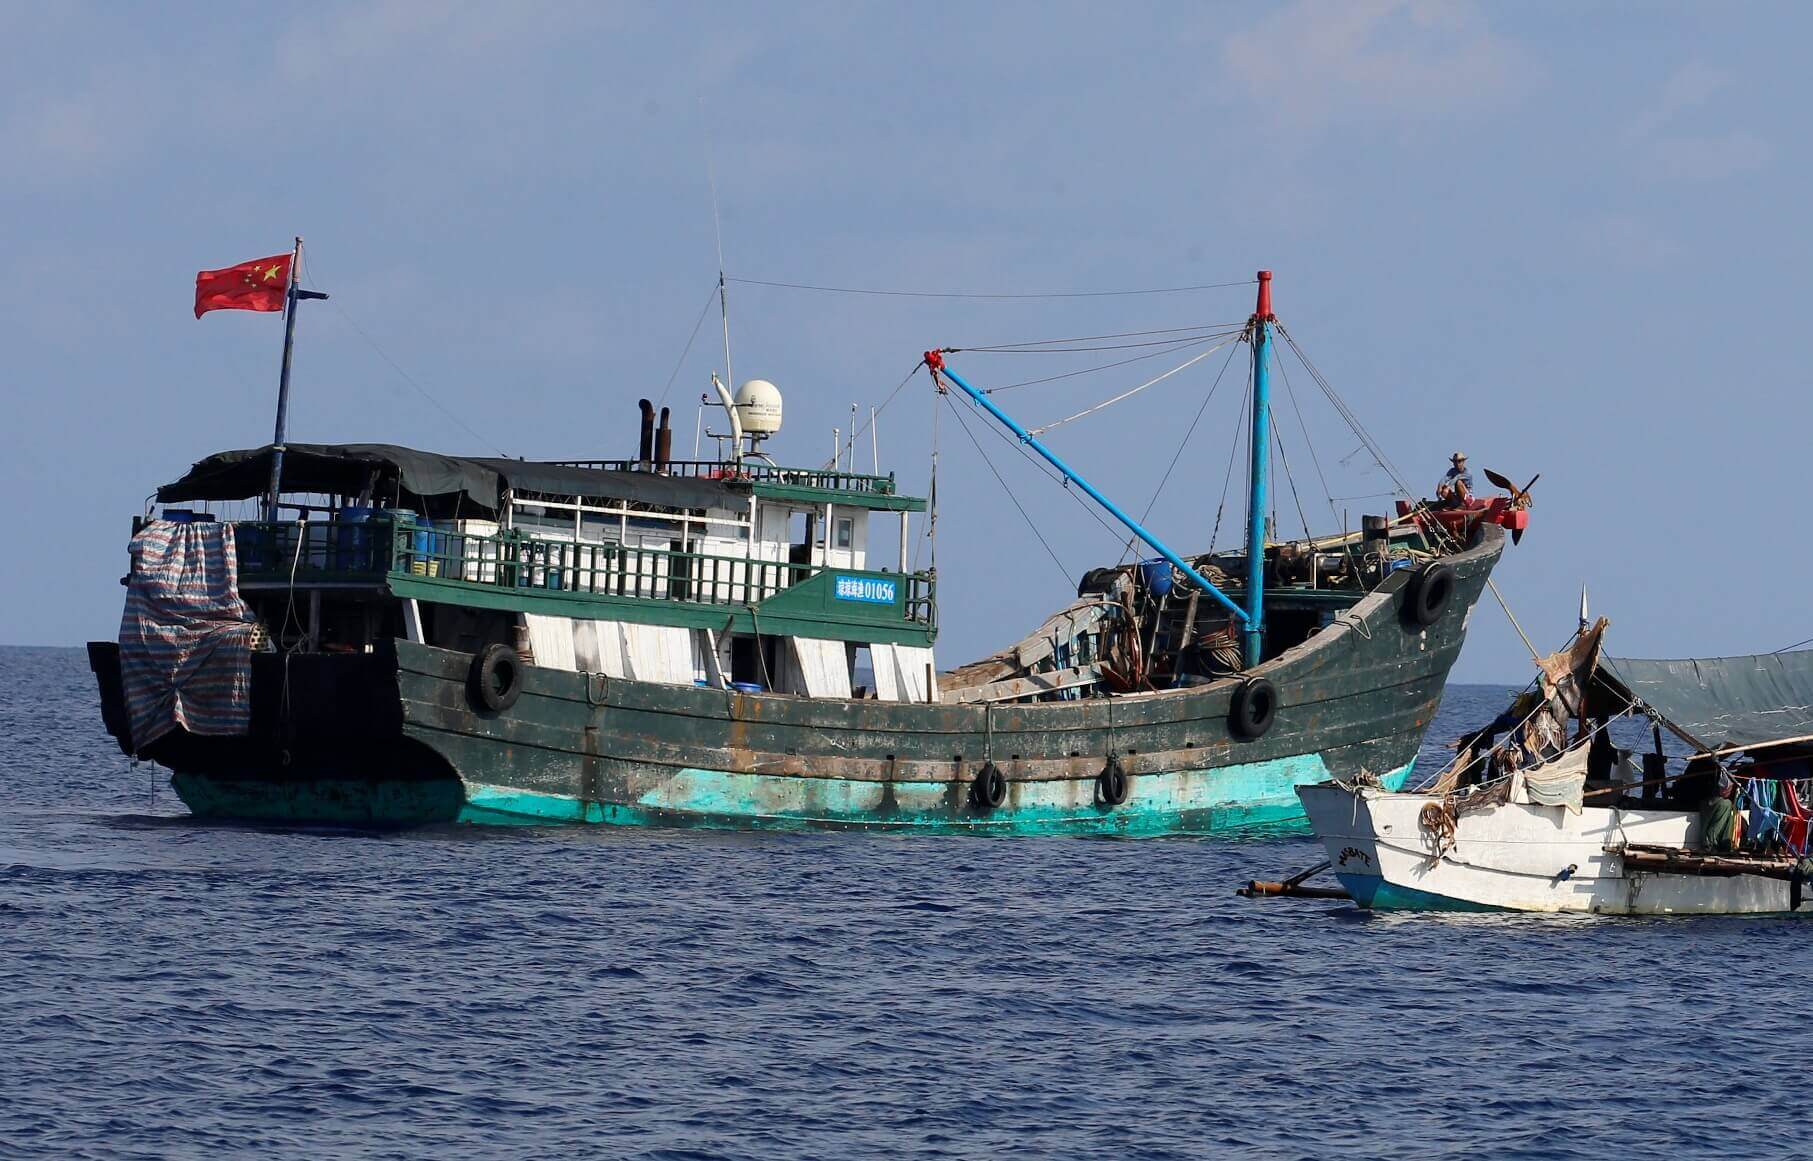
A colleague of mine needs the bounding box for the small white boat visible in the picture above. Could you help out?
[1294,619,1813,915]
[1297,782,1805,914]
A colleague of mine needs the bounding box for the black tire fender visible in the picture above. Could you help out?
[1097,755,1130,806]
[1405,562,1457,629]
[1229,677,1278,742]
[969,761,1007,810]
[469,643,524,713]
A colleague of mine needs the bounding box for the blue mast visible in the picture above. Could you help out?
[925,351,1252,629]
[1243,271,1274,668]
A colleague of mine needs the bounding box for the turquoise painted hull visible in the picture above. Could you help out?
[172,759,1415,835]
[453,759,1416,834]
[1334,872,1506,912]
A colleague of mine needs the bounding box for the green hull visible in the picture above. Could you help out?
[101,528,1503,835]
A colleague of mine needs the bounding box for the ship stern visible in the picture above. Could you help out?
[88,640,465,826]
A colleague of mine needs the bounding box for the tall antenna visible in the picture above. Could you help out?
[702,100,735,399]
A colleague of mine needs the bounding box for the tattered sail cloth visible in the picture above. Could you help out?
[118,520,257,752]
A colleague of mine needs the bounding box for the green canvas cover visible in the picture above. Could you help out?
[1600,650,1813,752]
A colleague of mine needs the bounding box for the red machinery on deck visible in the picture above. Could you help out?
[1398,468,1535,546]
[1400,496,1529,546]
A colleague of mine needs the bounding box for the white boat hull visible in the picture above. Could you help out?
[1297,782,1804,915]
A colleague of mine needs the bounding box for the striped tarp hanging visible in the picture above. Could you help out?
[118,520,257,752]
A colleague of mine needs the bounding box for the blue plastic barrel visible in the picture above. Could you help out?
[1140,559,1175,598]
[337,506,377,570]
[731,681,765,694]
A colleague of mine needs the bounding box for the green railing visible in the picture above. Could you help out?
[233,517,936,628]
[235,517,399,581]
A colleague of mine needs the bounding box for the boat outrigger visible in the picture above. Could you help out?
[90,263,1525,831]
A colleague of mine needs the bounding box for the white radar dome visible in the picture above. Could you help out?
[733,378,783,437]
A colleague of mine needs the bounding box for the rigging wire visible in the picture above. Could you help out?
[982,337,1236,393]
[1117,336,1246,565]
[949,329,1244,570]
[942,393,1074,585]
[1276,323,1414,499]
[1272,412,1316,542]
[1277,317,1477,626]
[1268,373,1279,541]
[917,388,942,575]
[297,250,509,457]
[703,103,735,400]
[957,332,1243,355]
[1029,338,1237,436]
[825,361,928,471]
[725,276,1256,300]
[957,323,1246,351]
[657,283,723,406]
[950,390,1130,547]
[1209,370,1254,552]
[1261,338,1366,595]
[1271,344,1342,531]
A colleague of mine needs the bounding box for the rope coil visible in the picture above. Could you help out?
[1420,800,1458,861]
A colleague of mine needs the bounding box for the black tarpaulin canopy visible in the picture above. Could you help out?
[158,444,741,515]
[159,444,500,510]
[1599,650,1813,753]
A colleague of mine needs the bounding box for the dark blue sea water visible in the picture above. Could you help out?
[2,645,1806,1160]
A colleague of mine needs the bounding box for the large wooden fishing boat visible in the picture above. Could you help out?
[89,263,1524,831]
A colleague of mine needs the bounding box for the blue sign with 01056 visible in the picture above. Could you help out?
[833,576,897,604]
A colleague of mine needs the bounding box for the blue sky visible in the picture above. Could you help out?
[3,1,1807,680]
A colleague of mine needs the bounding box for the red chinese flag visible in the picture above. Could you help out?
[194,253,292,318]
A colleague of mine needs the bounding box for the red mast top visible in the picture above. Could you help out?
[1252,270,1274,322]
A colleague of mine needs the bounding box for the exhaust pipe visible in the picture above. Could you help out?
[656,407,673,472]
[637,399,655,469]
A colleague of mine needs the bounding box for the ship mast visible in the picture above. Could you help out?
[1243,271,1275,668]
[262,236,329,521]
[263,236,304,521]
